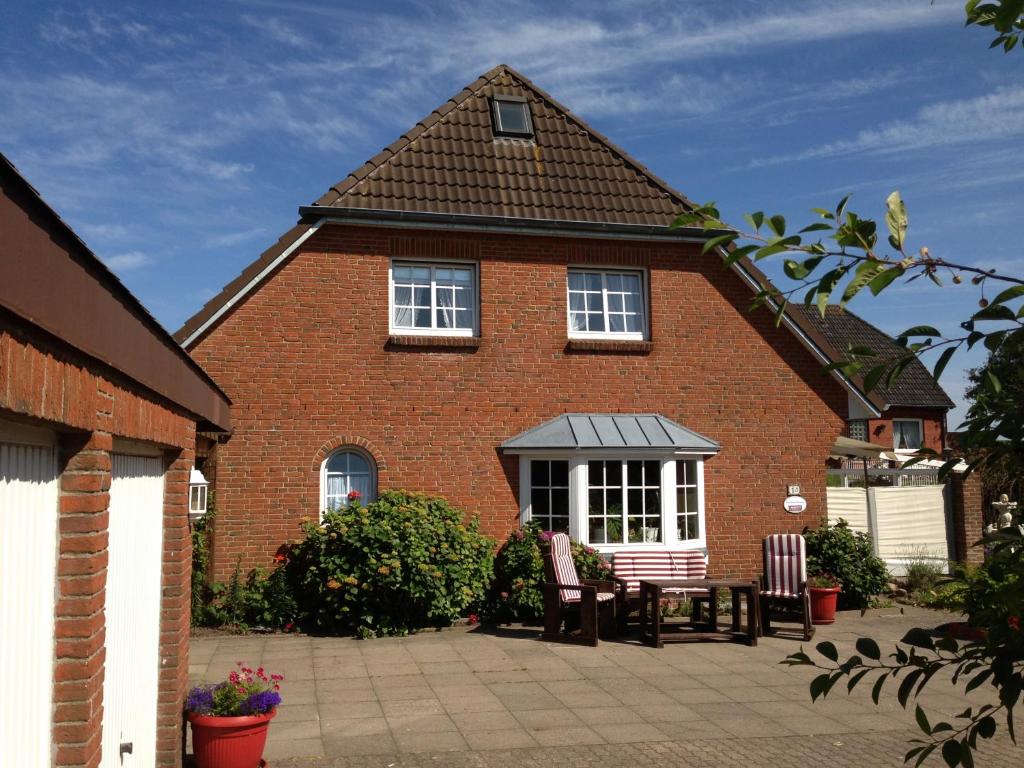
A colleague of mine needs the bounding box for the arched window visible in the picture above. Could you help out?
[321,449,376,512]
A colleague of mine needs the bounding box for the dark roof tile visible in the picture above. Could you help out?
[794,305,953,409]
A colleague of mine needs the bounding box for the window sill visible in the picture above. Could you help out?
[565,339,653,355]
[387,334,481,349]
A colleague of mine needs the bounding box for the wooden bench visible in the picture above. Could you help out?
[611,550,710,627]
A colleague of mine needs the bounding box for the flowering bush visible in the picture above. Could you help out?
[807,571,842,588]
[186,662,283,717]
[485,523,613,623]
[288,490,495,637]
[804,519,888,609]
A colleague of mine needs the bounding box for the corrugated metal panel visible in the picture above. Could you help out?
[502,414,720,452]
[102,454,165,768]
[0,439,58,767]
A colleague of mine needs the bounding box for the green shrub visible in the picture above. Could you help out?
[803,519,889,609]
[485,523,613,623]
[203,558,299,631]
[903,559,945,596]
[190,500,216,627]
[288,490,495,637]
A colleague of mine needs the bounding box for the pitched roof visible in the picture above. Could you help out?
[501,414,721,452]
[172,65,886,418]
[793,305,954,409]
[311,64,690,225]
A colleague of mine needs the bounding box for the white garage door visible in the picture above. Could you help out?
[102,453,165,768]
[0,430,59,767]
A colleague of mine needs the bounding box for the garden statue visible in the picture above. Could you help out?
[992,493,1018,529]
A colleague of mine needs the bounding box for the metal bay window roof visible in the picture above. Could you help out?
[501,414,720,453]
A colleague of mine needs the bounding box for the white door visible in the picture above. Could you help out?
[0,431,59,767]
[102,453,165,768]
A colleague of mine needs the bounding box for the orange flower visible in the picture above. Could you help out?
[327,579,341,590]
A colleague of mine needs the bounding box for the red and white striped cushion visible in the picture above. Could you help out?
[762,534,806,598]
[549,533,616,604]
[550,533,582,602]
[612,550,708,596]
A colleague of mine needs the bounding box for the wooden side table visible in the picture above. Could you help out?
[638,579,759,648]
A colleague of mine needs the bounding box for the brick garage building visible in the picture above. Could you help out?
[178,64,901,583]
[0,154,231,767]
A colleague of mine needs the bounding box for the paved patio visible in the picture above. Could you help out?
[188,606,1020,766]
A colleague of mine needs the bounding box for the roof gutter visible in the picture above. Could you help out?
[297,206,729,243]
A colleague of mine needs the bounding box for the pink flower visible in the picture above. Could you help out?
[347,490,362,501]
[283,622,295,632]
[513,530,524,541]
[467,613,479,625]
[538,531,553,542]
[1009,616,1021,632]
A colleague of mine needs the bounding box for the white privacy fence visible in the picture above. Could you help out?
[826,485,952,577]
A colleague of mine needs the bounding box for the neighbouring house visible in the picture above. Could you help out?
[177,64,900,583]
[795,305,954,455]
[0,153,231,768]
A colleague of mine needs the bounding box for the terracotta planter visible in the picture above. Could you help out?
[188,709,276,768]
[808,586,841,625]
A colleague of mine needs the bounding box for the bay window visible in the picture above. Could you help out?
[520,454,706,550]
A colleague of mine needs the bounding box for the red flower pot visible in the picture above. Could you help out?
[188,709,276,768]
[808,586,841,625]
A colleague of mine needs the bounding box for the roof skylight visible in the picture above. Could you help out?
[491,95,533,139]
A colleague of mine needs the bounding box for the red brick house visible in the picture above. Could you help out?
[796,305,954,455]
[0,153,231,767]
[178,64,899,582]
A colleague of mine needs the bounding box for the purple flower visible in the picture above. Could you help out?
[538,531,553,542]
[240,690,281,715]
[186,685,215,714]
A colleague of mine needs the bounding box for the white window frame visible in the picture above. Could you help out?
[517,451,707,552]
[892,418,924,451]
[566,267,648,341]
[389,259,479,337]
[319,448,377,517]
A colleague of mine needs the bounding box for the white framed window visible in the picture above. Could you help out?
[893,419,923,450]
[567,268,647,340]
[390,261,478,336]
[320,449,376,513]
[518,453,706,550]
[529,460,570,533]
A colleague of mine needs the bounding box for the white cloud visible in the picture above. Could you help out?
[103,251,151,271]
[752,85,1024,166]
[206,227,268,248]
[242,15,313,47]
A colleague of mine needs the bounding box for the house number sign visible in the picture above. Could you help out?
[784,495,807,514]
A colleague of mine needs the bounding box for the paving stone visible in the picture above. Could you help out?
[512,708,584,730]
[262,737,325,760]
[386,713,459,734]
[378,698,444,716]
[319,716,389,736]
[461,728,539,750]
[268,720,323,741]
[318,700,384,719]
[590,722,673,743]
[392,730,469,753]
[528,725,605,746]
[322,732,398,756]
[450,709,521,732]
[574,706,645,725]
[275,704,320,722]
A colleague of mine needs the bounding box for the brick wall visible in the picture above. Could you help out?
[191,225,849,581]
[951,471,985,566]
[0,317,195,768]
[865,406,947,453]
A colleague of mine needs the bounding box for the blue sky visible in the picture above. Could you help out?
[2,1,1021,427]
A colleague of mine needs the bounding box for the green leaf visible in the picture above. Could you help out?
[915,704,932,735]
[898,325,942,337]
[885,190,908,251]
[767,214,786,237]
[990,284,1024,305]
[933,347,957,381]
[811,207,834,220]
[774,298,788,328]
[799,222,833,233]
[744,211,764,232]
[872,674,886,704]
[941,738,961,767]
[835,194,852,220]
[784,255,825,280]
[973,304,1016,321]
[868,265,905,295]
[856,637,881,660]
[816,641,839,662]
[721,243,760,268]
[863,364,888,394]
[986,370,1002,393]
[841,261,887,306]
[701,233,739,255]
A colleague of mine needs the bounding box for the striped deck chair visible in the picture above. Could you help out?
[759,534,814,641]
[541,533,618,646]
